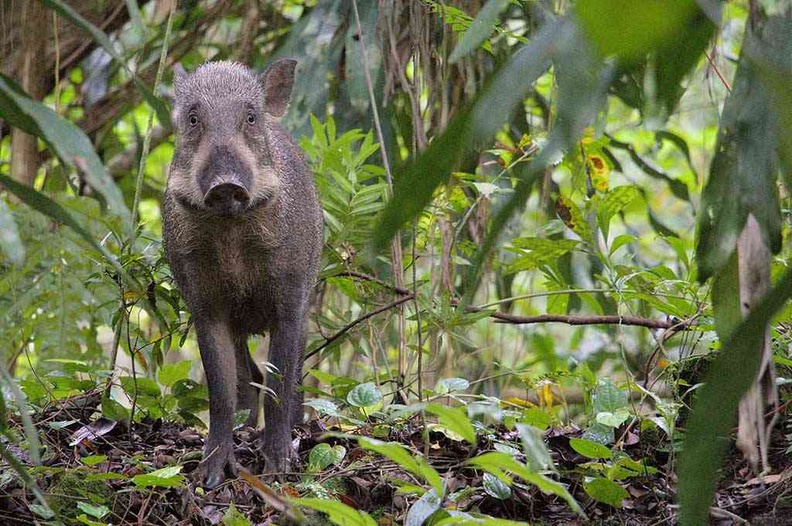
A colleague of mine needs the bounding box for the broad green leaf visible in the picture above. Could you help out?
[595,409,630,428]
[0,199,24,265]
[426,404,477,445]
[583,477,629,508]
[292,498,377,526]
[304,398,341,417]
[591,379,628,414]
[0,76,130,223]
[576,0,699,61]
[405,487,444,526]
[434,377,470,394]
[449,0,511,63]
[696,19,783,280]
[679,268,792,525]
[347,382,383,408]
[482,473,512,500]
[42,0,171,129]
[81,455,108,467]
[158,361,192,388]
[119,376,161,398]
[132,465,185,488]
[358,437,444,496]
[308,443,346,471]
[569,438,613,460]
[76,502,110,519]
[577,0,717,114]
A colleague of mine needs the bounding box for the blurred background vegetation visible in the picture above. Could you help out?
[0,0,791,524]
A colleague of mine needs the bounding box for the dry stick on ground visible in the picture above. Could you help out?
[310,271,696,360]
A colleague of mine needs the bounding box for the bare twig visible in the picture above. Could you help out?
[330,270,411,295]
[486,311,692,330]
[704,49,731,93]
[306,294,415,359]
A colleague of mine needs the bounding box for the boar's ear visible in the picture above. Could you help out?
[261,58,296,119]
[173,63,187,98]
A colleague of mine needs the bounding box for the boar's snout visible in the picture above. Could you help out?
[199,145,254,215]
[204,181,250,215]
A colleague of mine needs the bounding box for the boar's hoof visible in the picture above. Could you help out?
[202,440,238,489]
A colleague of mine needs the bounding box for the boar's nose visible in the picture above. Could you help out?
[204,182,250,215]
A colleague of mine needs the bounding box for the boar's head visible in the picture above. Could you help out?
[168,59,296,216]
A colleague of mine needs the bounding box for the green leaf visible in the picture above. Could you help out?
[482,473,512,500]
[434,377,470,394]
[358,437,444,496]
[467,452,584,516]
[0,199,24,265]
[101,396,130,421]
[119,376,161,398]
[679,268,792,525]
[172,379,207,399]
[405,487,444,526]
[76,502,110,519]
[158,361,192,388]
[516,423,553,472]
[577,0,698,60]
[292,498,377,526]
[569,438,613,460]
[609,234,637,256]
[0,75,130,222]
[308,443,346,471]
[596,185,640,240]
[81,455,108,467]
[583,477,629,508]
[577,0,717,114]
[222,504,253,526]
[304,398,341,417]
[132,465,185,488]
[347,382,383,409]
[595,409,630,428]
[506,238,580,274]
[426,403,477,445]
[591,379,628,414]
[449,0,511,63]
[696,19,783,280]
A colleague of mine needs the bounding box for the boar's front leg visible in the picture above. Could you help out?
[262,312,307,473]
[195,318,238,488]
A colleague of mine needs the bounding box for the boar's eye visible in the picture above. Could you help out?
[188,112,199,127]
[246,112,256,125]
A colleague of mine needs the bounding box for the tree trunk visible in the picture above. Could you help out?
[9,0,49,187]
[735,213,778,474]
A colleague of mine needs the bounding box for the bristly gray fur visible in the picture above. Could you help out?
[162,58,322,488]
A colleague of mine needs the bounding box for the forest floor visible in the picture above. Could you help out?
[1,397,791,526]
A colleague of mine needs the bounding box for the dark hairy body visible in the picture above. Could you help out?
[162,59,322,488]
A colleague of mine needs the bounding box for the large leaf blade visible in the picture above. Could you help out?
[0,74,130,224]
[679,268,792,525]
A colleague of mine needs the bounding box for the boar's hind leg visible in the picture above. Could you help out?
[262,314,307,473]
[234,335,262,427]
[196,319,239,489]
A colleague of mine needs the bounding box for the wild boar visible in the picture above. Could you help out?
[162,59,322,488]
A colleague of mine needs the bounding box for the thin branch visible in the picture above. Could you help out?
[704,49,731,93]
[330,270,411,296]
[486,311,692,330]
[306,294,414,360]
